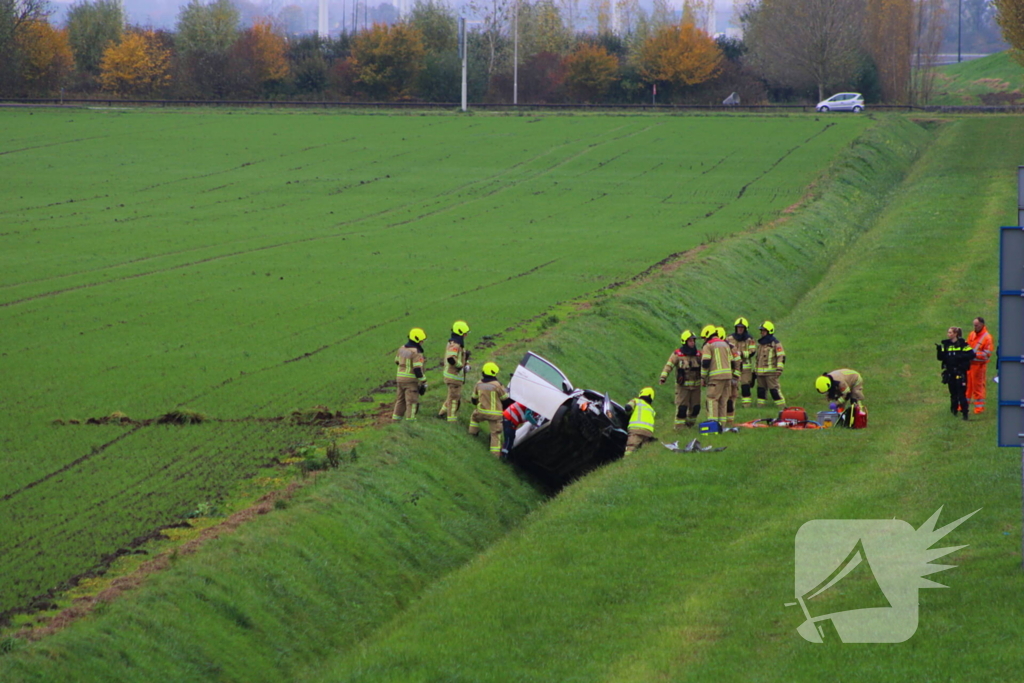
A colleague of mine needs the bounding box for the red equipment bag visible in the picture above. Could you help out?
[777,406,808,423]
[852,404,868,429]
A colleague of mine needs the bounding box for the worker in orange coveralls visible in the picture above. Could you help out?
[966,316,994,415]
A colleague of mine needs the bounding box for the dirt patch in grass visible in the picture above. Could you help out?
[979,91,1023,105]
[973,77,1010,90]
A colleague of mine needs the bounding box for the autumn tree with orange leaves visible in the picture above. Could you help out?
[564,42,619,101]
[231,18,288,93]
[637,22,722,96]
[99,30,171,96]
[351,23,426,100]
[15,20,73,94]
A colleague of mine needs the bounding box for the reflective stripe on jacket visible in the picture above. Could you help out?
[727,334,757,370]
[661,348,702,387]
[395,346,424,380]
[443,340,466,381]
[968,328,993,364]
[827,369,861,398]
[702,339,736,381]
[754,340,785,374]
[627,399,656,434]
[473,380,508,416]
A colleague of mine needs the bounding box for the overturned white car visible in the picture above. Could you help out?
[505,352,630,489]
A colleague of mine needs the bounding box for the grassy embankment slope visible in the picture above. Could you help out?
[0,111,870,617]
[0,115,982,680]
[309,118,1024,681]
[932,51,1024,105]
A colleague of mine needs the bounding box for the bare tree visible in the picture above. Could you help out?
[743,0,866,101]
[908,0,945,103]
[469,0,512,77]
[866,0,912,102]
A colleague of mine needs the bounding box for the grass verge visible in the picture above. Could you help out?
[0,114,946,680]
[307,118,1024,681]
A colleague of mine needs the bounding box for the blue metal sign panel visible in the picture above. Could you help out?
[999,225,1024,446]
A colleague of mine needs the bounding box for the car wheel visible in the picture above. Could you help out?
[819,106,830,113]
[852,105,863,113]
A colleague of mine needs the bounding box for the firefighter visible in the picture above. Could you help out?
[624,387,657,454]
[438,320,471,422]
[814,369,865,411]
[966,316,994,415]
[754,321,786,408]
[701,325,738,428]
[469,362,510,457]
[718,325,740,426]
[727,317,757,408]
[659,330,702,429]
[393,328,427,421]
[937,327,974,420]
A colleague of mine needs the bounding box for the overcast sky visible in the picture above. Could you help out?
[47,0,739,34]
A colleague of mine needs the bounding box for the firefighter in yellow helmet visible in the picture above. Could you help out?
[624,387,657,454]
[754,321,786,407]
[659,330,702,429]
[469,362,510,457]
[438,320,471,422]
[701,327,740,428]
[393,328,427,421]
[815,370,865,411]
[727,317,757,408]
[717,326,741,426]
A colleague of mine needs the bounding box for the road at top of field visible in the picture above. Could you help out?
[0,109,870,615]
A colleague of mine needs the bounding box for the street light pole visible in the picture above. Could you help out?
[513,0,519,106]
[958,0,962,63]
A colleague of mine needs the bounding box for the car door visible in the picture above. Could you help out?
[508,352,577,421]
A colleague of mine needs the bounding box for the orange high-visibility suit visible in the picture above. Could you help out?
[967,325,993,414]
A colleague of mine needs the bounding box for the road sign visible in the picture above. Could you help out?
[999,226,1024,447]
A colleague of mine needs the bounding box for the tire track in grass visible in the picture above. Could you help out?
[0,258,560,499]
[0,125,636,306]
[735,122,836,200]
[0,425,144,503]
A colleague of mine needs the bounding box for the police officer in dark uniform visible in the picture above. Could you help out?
[937,326,974,420]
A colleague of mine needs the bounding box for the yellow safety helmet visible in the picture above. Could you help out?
[680,329,694,343]
[452,320,470,336]
[760,320,775,335]
[734,317,749,328]
[700,324,718,339]
[639,387,655,401]
[716,326,727,339]
[408,327,427,343]
[482,361,500,376]
[815,376,833,394]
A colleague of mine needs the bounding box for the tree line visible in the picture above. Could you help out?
[0,0,1019,105]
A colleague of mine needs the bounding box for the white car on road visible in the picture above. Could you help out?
[816,92,865,113]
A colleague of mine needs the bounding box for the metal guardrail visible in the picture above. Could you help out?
[0,97,929,112]
[2,97,1022,113]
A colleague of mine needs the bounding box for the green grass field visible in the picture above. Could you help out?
[0,111,1019,682]
[307,117,1022,682]
[0,109,871,617]
[932,51,1024,105]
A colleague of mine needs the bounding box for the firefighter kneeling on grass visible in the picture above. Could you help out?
[659,329,702,429]
[393,327,427,421]
[469,362,510,458]
[624,387,657,455]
